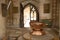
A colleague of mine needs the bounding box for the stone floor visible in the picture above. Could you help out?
[6,27,59,40]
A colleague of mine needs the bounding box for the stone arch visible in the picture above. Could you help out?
[20,0,40,27]
[23,3,39,21]
[20,0,39,11]
[23,3,39,27]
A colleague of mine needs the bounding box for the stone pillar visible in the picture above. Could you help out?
[51,0,59,28]
[0,0,6,39]
[59,0,60,36]
[5,0,13,27]
[12,0,20,27]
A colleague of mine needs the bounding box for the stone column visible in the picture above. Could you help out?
[51,0,59,28]
[59,0,60,36]
[5,0,13,27]
[0,0,6,39]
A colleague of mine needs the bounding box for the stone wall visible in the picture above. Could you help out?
[20,0,51,19]
[12,0,51,27]
[0,0,6,39]
[0,0,53,28]
[39,0,51,19]
[12,0,20,27]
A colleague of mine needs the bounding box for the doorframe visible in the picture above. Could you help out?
[20,3,39,28]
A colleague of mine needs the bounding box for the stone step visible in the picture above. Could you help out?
[6,27,30,40]
[8,37,17,40]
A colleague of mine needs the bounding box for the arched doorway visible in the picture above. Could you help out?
[23,3,39,27]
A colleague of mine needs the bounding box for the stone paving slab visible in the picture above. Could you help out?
[23,31,54,40]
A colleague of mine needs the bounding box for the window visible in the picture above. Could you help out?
[1,3,7,17]
[30,6,36,20]
[44,4,50,13]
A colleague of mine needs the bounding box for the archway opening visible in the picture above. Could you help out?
[23,4,39,28]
